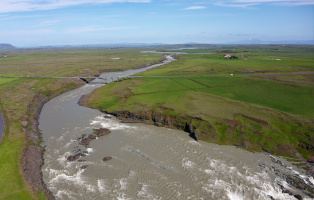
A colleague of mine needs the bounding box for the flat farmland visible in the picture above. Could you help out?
[0,48,164,199]
[83,45,314,167]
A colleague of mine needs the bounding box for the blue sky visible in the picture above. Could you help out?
[0,0,313,47]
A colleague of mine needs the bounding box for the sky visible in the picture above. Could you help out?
[0,0,313,47]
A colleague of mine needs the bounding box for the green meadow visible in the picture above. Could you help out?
[137,45,314,76]
[83,45,314,163]
[0,45,313,199]
[0,48,164,199]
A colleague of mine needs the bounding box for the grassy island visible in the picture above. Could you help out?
[81,45,314,173]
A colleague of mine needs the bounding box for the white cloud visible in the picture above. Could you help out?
[213,0,314,7]
[65,26,136,33]
[183,6,207,10]
[34,20,60,27]
[213,1,256,7]
[0,0,151,13]
[0,29,56,36]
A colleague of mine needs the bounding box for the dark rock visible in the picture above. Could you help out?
[103,156,112,162]
[67,153,83,162]
[81,165,88,169]
[307,156,314,163]
[104,116,112,118]
[262,147,271,153]
[294,194,303,200]
[189,131,198,141]
[78,160,86,162]
[241,142,249,149]
[79,138,92,147]
[154,122,163,127]
[73,149,81,153]
[93,128,111,137]
[279,184,303,199]
[88,134,97,139]
[270,156,286,168]
[82,134,87,138]
[121,118,139,123]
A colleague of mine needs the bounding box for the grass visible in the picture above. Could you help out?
[0,73,23,85]
[0,138,33,200]
[0,48,164,77]
[191,76,314,117]
[83,45,314,162]
[1,45,313,198]
[84,76,314,158]
[0,48,164,199]
[136,45,314,76]
[92,76,314,117]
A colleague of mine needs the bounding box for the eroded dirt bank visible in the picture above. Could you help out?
[22,79,85,199]
[26,57,171,199]
[0,107,4,142]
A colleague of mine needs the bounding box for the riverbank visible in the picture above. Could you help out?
[36,55,176,199]
[76,100,314,198]
[27,71,166,199]
[23,78,85,200]
[0,48,166,199]
[0,108,4,143]
[79,50,314,178]
[79,88,314,198]
[93,108,313,171]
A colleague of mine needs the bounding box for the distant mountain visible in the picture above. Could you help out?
[0,43,16,50]
[228,39,314,45]
[36,43,167,49]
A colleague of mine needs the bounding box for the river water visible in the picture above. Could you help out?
[39,55,313,200]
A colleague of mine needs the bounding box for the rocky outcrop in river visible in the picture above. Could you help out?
[78,128,111,148]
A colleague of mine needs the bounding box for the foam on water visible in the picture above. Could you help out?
[97,179,109,193]
[91,115,134,130]
[182,159,196,169]
[49,169,85,188]
[226,190,244,200]
[56,190,76,200]
[137,183,162,200]
[86,148,94,153]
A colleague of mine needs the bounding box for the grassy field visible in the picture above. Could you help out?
[83,45,314,164]
[1,45,313,199]
[0,48,164,77]
[137,45,314,76]
[0,48,164,199]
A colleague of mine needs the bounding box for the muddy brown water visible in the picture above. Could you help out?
[39,56,313,200]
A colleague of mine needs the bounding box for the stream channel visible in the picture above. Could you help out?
[39,55,313,200]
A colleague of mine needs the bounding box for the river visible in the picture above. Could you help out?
[39,55,313,200]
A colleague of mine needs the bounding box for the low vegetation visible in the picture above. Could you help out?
[82,45,314,173]
[1,45,313,199]
[0,48,164,199]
